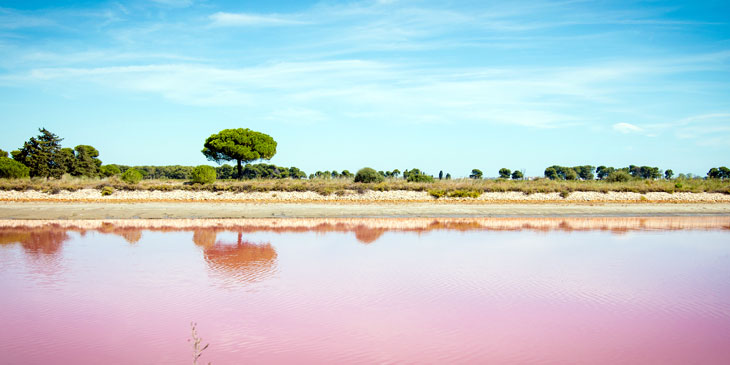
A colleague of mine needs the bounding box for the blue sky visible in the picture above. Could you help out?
[1,0,729,177]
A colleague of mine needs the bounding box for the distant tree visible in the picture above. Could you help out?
[596,166,615,180]
[202,128,277,180]
[708,167,721,179]
[12,128,65,178]
[378,170,386,177]
[664,169,674,180]
[564,168,578,180]
[72,145,102,177]
[216,164,235,179]
[544,167,558,180]
[100,165,121,178]
[354,167,384,183]
[498,168,511,179]
[289,166,307,179]
[0,149,8,158]
[445,173,451,180]
[0,157,30,178]
[191,165,216,184]
[341,170,354,178]
[392,169,401,179]
[469,169,483,179]
[573,165,595,180]
[439,170,443,180]
[332,170,341,178]
[511,170,523,180]
[719,166,730,180]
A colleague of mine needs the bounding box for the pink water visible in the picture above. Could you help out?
[1,218,730,364]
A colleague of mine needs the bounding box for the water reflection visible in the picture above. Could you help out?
[0,226,68,277]
[193,230,278,284]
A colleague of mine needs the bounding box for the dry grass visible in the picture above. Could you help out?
[0,176,728,195]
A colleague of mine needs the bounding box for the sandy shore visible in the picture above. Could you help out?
[1,201,730,219]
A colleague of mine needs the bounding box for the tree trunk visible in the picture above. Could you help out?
[237,159,242,180]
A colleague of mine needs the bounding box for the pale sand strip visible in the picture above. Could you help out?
[1,202,730,219]
[1,216,729,232]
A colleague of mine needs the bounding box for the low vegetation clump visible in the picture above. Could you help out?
[354,167,384,183]
[100,186,114,196]
[190,165,216,185]
[121,168,143,184]
[429,189,482,199]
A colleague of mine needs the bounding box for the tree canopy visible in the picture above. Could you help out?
[12,128,65,178]
[202,128,277,179]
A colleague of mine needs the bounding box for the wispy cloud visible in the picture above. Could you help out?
[209,12,308,27]
[613,122,643,134]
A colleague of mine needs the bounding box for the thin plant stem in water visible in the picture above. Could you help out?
[190,322,211,365]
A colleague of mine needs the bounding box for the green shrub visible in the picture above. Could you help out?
[191,165,216,185]
[606,171,631,182]
[354,167,384,183]
[429,189,446,199]
[100,165,121,177]
[100,186,114,196]
[407,173,434,183]
[559,190,570,198]
[121,168,143,184]
[0,157,30,178]
[448,190,481,198]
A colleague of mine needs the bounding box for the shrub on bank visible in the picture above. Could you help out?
[191,165,216,185]
[0,157,30,179]
[407,173,434,183]
[121,168,143,184]
[606,171,631,183]
[354,168,384,183]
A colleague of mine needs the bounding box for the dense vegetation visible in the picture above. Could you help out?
[1,128,728,197]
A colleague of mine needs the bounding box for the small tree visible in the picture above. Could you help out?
[719,166,730,179]
[72,145,102,177]
[511,170,523,180]
[191,165,216,184]
[469,169,483,179]
[498,168,511,179]
[664,169,674,180]
[354,167,384,183]
[202,128,277,180]
[564,168,578,180]
[0,149,7,158]
[392,169,401,179]
[606,170,631,182]
[708,167,721,179]
[121,168,143,184]
[544,167,558,180]
[445,173,451,180]
[438,170,443,180]
[0,157,30,178]
[100,165,121,177]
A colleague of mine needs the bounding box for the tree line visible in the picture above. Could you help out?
[2,128,728,182]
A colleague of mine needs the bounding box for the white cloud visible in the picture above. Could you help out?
[209,12,307,27]
[613,122,643,134]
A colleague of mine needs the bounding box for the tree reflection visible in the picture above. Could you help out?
[193,230,278,284]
